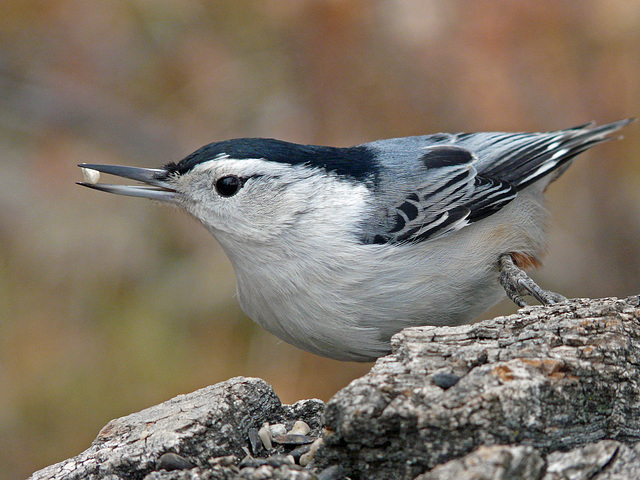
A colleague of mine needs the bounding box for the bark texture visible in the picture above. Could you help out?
[29,377,325,480]
[30,296,640,480]
[316,296,640,479]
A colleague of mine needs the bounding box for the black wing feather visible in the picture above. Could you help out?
[374,119,633,245]
[377,146,517,244]
[479,119,633,188]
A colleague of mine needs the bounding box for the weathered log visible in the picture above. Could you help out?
[30,296,640,480]
[315,296,640,479]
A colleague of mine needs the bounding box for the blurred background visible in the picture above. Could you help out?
[2,1,640,478]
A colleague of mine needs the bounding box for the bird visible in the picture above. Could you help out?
[78,119,634,361]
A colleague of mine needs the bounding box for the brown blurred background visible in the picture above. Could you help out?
[2,1,640,478]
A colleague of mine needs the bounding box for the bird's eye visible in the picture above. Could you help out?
[215,175,242,197]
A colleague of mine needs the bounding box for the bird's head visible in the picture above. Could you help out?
[79,138,376,251]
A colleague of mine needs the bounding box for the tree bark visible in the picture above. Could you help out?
[30,296,640,480]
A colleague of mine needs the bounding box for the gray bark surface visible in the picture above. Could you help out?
[29,377,325,480]
[315,296,640,479]
[29,296,640,480]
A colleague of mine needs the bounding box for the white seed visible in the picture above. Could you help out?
[258,422,272,450]
[299,438,323,467]
[287,420,311,436]
[269,423,287,437]
[81,168,101,184]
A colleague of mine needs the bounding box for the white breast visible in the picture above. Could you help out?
[216,184,549,361]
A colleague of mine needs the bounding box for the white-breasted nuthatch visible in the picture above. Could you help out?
[79,119,634,361]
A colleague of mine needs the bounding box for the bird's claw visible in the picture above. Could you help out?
[499,254,567,307]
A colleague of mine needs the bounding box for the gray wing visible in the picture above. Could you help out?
[372,145,517,244]
[370,119,633,245]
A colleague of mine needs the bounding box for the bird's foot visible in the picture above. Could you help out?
[498,253,567,307]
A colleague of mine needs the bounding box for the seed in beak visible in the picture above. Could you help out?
[81,167,101,184]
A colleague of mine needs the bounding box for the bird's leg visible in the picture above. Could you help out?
[498,253,567,307]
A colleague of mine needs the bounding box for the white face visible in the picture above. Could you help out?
[166,156,372,247]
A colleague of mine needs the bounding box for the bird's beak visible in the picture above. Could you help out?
[77,164,179,202]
